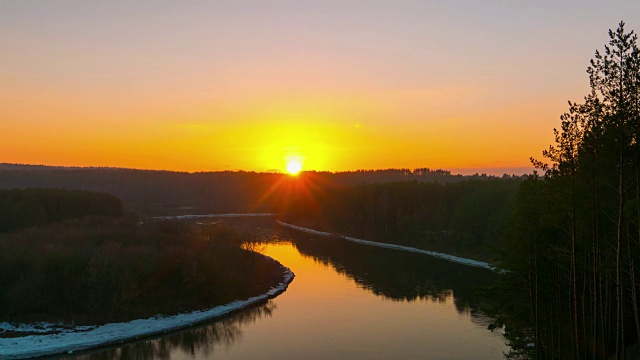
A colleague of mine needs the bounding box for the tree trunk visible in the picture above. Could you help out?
[572,171,581,359]
[616,160,623,360]
[592,164,601,360]
[633,154,640,341]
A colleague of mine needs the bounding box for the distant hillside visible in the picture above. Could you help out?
[0,163,522,216]
[0,163,148,171]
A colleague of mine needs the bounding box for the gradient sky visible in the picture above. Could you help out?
[1,1,639,174]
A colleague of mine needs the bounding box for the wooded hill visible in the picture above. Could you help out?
[0,165,521,217]
[0,189,282,326]
[281,178,521,261]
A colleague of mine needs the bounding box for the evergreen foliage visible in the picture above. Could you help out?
[0,217,280,325]
[496,22,640,359]
[0,166,519,216]
[0,188,122,233]
[282,178,520,261]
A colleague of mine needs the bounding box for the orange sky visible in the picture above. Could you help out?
[1,2,638,175]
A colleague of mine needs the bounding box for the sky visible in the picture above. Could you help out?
[1,1,639,175]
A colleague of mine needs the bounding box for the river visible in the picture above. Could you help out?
[59,226,508,359]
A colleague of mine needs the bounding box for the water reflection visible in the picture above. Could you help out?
[57,225,505,360]
[57,302,276,360]
[276,228,497,324]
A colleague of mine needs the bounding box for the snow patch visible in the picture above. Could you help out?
[0,257,293,359]
[0,322,95,335]
[143,213,275,222]
[277,221,495,271]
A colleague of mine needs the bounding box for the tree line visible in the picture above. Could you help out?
[0,166,520,217]
[0,188,122,233]
[0,188,284,326]
[281,178,521,261]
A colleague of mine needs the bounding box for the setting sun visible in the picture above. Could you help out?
[286,160,303,175]
[3,2,640,358]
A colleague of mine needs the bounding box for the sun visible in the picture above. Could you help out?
[286,159,303,175]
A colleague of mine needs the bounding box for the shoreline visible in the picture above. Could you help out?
[277,220,495,271]
[0,255,294,360]
[141,213,276,223]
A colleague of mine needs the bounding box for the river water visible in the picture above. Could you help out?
[62,227,508,359]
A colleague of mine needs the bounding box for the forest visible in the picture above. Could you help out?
[0,190,282,327]
[0,166,522,261]
[0,188,122,232]
[492,22,640,359]
[0,165,517,216]
[280,177,521,261]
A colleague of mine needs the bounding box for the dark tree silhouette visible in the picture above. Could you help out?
[495,22,640,359]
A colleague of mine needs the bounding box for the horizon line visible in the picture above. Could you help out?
[0,162,535,177]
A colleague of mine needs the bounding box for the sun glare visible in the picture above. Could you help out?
[286,160,303,175]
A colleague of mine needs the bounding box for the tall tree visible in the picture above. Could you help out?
[497,21,640,359]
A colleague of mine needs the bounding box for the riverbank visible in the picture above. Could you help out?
[71,241,507,359]
[0,255,294,359]
[277,221,494,270]
[0,216,287,325]
[143,213,276,222]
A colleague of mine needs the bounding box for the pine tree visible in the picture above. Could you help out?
[498,21,640,359]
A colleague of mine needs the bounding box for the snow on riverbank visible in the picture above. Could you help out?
[143,213,275,222]
[277,221,495,271]
[0,257,294,359]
